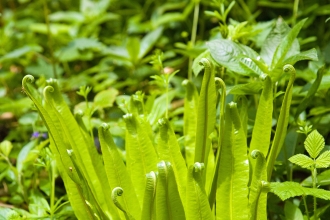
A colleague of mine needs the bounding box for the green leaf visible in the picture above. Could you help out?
[182,80,199,166]
[260,17,298,66]
[93,88,119,109]
[140,172,157,220]
[186,163,213,220]
[22,76,92,218]
[0,140,13,157]
[98,124,141,219]
[124,114,158,205]
[249,74,273,158]
[249,150,268,220]
[305,130,325,159]
[157,119,187,201]
[208,39,259,76]
[302,169,330,187]
[289,154,314,168]
[282,48,318,66]
[315,151,330,168]
[294,66,325,119]
[238,57,263,76]
[227,82,263,95]
[194,58,216,179]
[111,187,136,220]
[271,18,307,70]
[138,27,163,59]
[270,181,330,201]
[284,200,304,220]
[266,65,295,180]
[147,90,176,125]
[155,161,185,220]
[192,50,212,76]
[0,45,43,62]
[127,37,140,64]
[25,57,63,78]
[44,79,117,218]
[217,102,249,220]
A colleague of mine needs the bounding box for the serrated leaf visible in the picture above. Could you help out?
[270,181,330,201]
[316,151,330,168]
[305,130,325,159]
[289,154,314,168]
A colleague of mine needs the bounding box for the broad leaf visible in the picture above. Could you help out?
[270,181,330,201]
[260,17,299,66]
[305,130,325,159]
[283,48,318,66]
[289,154,314,168]
[284,201,304,220]
[271,18,307,70]
[315,151,330,168]
[138,27,163,59]
[208,39,259,76]
[227,82,263,95]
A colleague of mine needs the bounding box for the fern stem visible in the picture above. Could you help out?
[188,0,200,80]
[208,77,226,208]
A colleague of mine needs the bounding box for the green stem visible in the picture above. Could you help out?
[208,77,226,209]
[50,160,56,219]
[188,0,200,80]
[312,166,317,218]
[42,0,57,79]
[166,76,169,119]
[302,195,310,220]
[292,0,299,26]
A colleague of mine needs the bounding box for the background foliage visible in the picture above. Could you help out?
[1,0,330,219]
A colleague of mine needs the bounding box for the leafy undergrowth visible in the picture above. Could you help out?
[1,0,330,219]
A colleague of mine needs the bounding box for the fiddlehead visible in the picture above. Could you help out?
[111,187,134,219]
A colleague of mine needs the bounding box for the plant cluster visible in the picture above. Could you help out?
[1,0,330,219]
